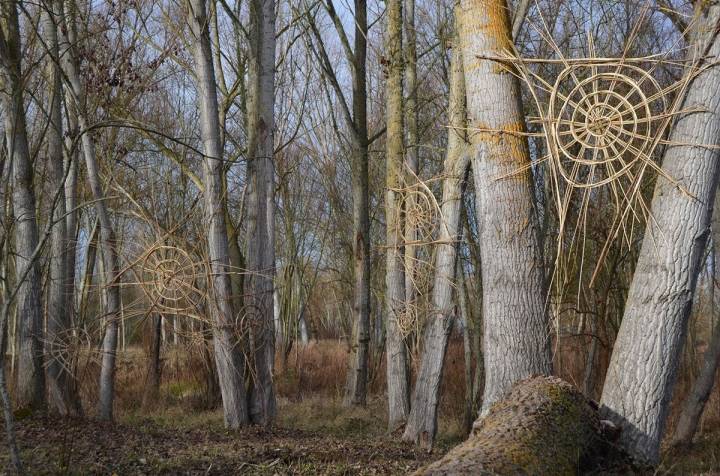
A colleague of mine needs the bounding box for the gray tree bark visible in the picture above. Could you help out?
[188,0,249,428]
[43,0,80,417]
[599,2,720,463]
[58,0,122,421]
[459,0,551,415]
[403,0,419,305]
[344,0,372,408]
[385,0,411,429]
[0,0,46,411]
[245,0,277,426]
[402,37,469,446]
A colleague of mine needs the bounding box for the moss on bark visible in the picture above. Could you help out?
[416,376,629,475]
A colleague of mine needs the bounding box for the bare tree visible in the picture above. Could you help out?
[599,2,720,463]
[301,0,373,406]
[403,31,470,446]
[187,0,249,429]
[43,0,80,416]
[458,0,551,414]
[0,0,46,411]
[57,0,124,421]
[244,0,277,426]
[385,0,410,429]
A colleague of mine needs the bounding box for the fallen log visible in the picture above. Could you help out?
[415,376,634,475]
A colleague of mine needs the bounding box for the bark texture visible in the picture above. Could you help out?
[403,0,419,305]
[384,0,410,429]
[0,0,46,411]
[188,0,249,428]
[458,0,551,415]
[415,377,610,475]
[345,0,372,408]
[402,37,469,447]
[246,0,277,426]
[599,3,720,464]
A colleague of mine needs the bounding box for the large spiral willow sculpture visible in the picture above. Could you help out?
[547,63,666,190]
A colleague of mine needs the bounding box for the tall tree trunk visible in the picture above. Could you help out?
[43,0,79,416]
[345,0,371,408]
[58,0,122,421]
[402,37,469,446]
[385,0,410,429]
[599,3,720,463]
[0,0,46,411]
[245,0,277,426]
[458,0,551,415]
[188,0,249,428]
[63,81,82,414]
[403,0,418,305]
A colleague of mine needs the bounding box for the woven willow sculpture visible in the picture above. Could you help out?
[136,241,204,315]
[474,6,719,296]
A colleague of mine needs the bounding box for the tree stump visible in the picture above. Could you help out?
[415,376,630,475]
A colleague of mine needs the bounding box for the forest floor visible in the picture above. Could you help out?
[7,398,444,475]
[4,398,720,475]
[1,340,719,474]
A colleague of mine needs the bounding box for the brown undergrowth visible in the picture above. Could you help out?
[1,338,718,474]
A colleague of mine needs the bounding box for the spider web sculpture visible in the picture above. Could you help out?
[477,6,716,299]
[135,240,206,316]
[389,169,446,337]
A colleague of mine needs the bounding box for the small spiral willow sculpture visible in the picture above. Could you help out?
[140,244,201,313]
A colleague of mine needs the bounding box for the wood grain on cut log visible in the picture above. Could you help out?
[415,377,621,475]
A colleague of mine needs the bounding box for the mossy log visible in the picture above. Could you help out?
[415,376,626,475]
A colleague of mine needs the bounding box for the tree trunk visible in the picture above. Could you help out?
[458,0,551,415]
[0,0,46,411]
[599,3,720,463]
[403,0,419,305]
[671,192,720,448]
[63,77,82,414]
[142,313,163,409]
[402,37,469,446]
[385,0,410,429]
[43,0,79,417]
[345,0,371,408]
[58,1,122,421]
[459,262,475,437]
[0,303,22,474]
[188,0,249,428]
[245,0,277,426]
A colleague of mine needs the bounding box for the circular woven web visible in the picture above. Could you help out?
[548,63,665,189]
[403,188,437,244]
[140,244,200,312]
